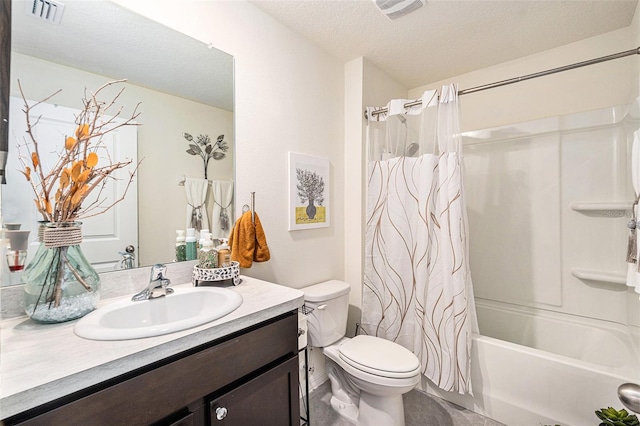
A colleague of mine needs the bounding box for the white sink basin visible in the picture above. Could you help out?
[74,287,243,340]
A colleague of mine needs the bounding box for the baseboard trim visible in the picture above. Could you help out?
[308,370,328,392]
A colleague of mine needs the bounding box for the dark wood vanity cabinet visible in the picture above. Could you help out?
[208,356,299,425]
[6,311,300,426]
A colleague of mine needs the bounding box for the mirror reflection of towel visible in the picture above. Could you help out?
[211,181,234,239]
[228,211,270,268]
[184,177,210,232]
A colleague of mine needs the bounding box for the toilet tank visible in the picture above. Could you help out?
[302,280,351,347]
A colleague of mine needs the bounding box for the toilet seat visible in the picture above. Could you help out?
[338,335,421,379]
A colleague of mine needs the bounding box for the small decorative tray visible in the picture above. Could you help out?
[192,261,241,286]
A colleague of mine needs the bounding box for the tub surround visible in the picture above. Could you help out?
[0,274,304,420]
[429,101,640,426]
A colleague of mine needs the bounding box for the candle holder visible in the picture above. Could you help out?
[5,228,31,274]
[6,249,27,272]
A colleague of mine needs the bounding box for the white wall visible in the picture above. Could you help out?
[409,28,633,132]
[343,57,365,337]
[113,0,345,288]
[9,53,234,266]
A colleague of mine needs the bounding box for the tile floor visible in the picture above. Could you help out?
[304,381,505,426]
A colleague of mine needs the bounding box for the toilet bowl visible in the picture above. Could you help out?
[302,280,421,426]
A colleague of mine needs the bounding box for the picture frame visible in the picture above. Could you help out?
[288,152,330,231]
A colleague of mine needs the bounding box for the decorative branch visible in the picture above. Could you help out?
[16,79,141,223]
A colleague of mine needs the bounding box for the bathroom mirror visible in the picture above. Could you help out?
[2,0,234,283]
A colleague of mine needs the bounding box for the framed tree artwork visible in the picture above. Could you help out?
[288,152,330,230]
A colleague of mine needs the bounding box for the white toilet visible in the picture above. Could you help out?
[302,280,421,426]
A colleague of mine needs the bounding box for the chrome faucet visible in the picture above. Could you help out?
[117,245,136,270]
[131,264,174,301]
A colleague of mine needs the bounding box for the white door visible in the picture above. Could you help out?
[5,97,138,273]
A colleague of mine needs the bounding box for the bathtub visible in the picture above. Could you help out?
[423,299,640,426]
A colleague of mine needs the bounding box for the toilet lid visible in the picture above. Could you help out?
[339,335,421,379]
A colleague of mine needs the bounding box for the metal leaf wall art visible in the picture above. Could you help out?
[183,132,228,179]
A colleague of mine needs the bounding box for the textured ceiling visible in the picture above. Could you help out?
[251,0,639,89]
[12,0,234,111]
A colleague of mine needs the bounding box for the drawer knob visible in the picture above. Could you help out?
[216,406,228,420]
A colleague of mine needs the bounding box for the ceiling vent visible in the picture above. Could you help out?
[24,0,65,25]
[373,0,426,20]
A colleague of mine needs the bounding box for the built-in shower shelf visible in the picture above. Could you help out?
[571,268,626,285]
[570,202,633,217]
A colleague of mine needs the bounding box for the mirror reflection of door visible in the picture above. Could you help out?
[5,97,138,274]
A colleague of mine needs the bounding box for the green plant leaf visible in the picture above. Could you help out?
[186,149,197,155]
[212,152,225,160]
[596,407,640,426]
[189,144,202,154]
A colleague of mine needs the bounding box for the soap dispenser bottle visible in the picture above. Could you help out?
[175,230,186,262]
[198,232,218,269]
[198,228,210,249]
[217,238,231,268]
[185,228,197,261]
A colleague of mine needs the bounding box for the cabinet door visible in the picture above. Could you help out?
[209,356,299,426]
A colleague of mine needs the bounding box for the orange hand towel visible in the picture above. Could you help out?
[229,211,270,268]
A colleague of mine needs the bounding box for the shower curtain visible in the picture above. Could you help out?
[361,85,476,394]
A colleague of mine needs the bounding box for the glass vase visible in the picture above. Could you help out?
[23,222,100,323]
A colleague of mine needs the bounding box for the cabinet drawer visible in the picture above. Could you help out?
[14,313,297,426]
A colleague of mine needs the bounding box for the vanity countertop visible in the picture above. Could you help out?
[0,276,304,420]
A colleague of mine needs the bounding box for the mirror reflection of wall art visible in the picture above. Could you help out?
[288,152,330,231]
[182,133,228,179]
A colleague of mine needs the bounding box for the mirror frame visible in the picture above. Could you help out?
[0,0,10,184]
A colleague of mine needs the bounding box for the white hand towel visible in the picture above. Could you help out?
[211,181,234,239]
[184,177,210,232]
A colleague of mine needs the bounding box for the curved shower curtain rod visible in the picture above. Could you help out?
[364,46,640,119]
